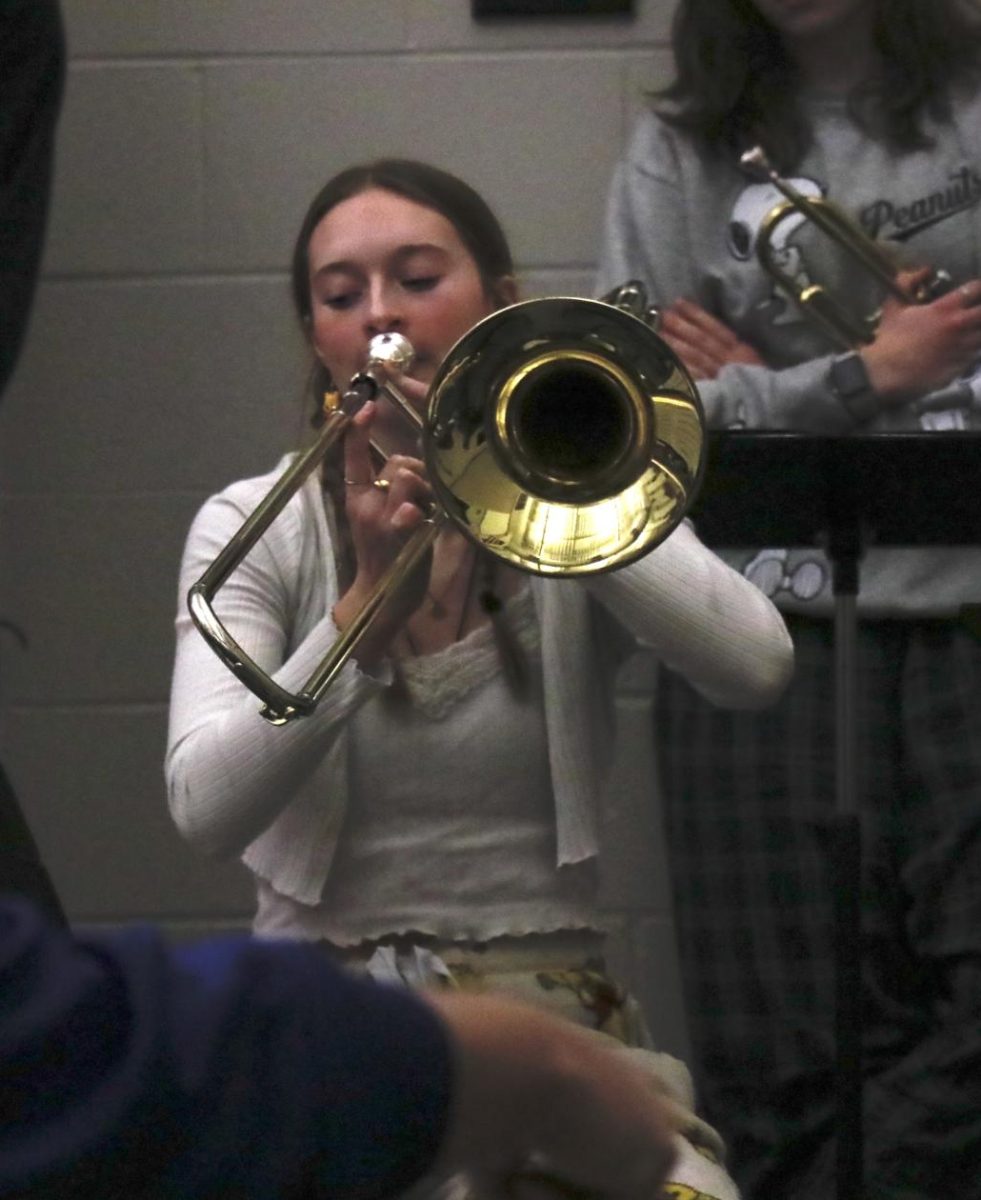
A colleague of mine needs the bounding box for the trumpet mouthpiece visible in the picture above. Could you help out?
[739,145,774,181]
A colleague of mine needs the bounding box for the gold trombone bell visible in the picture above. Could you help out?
[425,296,702,574]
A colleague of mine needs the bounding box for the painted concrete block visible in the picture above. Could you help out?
[45,66,206,276]
[202,54,624,270]
[0,707,253,922]
[62,0,409,57]
[627,914,692,1060]
[0,277,305,496]
[598,692,672,911]
[0,493,204,704]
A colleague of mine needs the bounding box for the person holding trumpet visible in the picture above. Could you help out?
[167,158,794,1199]
[597,1,981,1196]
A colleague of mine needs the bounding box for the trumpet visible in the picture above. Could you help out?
[741,145,952,348]
[188,287,705,724]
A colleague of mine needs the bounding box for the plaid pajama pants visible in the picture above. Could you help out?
[657,615,981,1199]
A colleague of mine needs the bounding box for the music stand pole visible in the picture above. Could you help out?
[825,489,864,1200]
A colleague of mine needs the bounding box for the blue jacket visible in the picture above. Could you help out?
[0,898,450,1198]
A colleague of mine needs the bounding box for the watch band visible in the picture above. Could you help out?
[829,351,879,422]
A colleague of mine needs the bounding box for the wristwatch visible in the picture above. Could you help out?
[829,350,879,422]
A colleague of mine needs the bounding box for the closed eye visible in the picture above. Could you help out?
[322,290,361,310]
[402,275,440,293]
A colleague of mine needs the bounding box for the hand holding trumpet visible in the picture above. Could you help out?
[860,268,981,404]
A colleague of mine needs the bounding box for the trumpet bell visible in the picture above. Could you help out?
[424,297,705,575]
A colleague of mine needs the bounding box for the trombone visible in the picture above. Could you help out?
[188,287,705,724]
[742,145,951,347]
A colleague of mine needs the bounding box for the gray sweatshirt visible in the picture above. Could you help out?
[597,87,981,617]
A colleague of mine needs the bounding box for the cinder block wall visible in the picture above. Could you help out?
[0,0,689,1056]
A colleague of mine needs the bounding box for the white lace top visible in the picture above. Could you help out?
[254,587,598,943]
[167,461,794,911]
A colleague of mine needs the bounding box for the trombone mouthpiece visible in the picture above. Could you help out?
[367,332,415,377]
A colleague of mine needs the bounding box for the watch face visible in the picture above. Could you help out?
[831,351,879,421]
[832,351,871,397]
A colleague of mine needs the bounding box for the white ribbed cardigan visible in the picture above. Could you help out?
[166,459,793,907]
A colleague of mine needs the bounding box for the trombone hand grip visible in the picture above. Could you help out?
[190,518,440,726]
[187,585,313,723]
[187,408,352,725]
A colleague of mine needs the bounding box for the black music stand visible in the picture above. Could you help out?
[690,430,981,1200]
